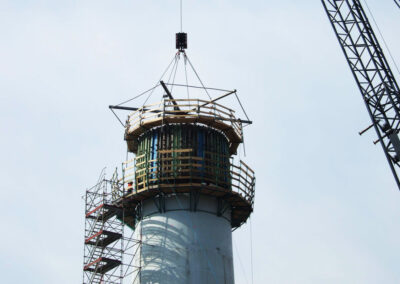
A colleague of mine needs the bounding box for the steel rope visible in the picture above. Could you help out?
[362,0,400,76]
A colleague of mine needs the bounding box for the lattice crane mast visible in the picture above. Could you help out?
[321,0,400,190]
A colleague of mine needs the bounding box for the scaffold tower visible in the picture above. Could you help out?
[83,171,139,284]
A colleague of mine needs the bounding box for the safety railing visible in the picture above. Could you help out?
[126,99,243,141]
[119,149,255,206]
[231,160,255,206]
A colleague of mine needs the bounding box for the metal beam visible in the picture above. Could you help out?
[109,105,162,113]
[109,105,252,124]
[160,80,180,111]
[199,90,237,108]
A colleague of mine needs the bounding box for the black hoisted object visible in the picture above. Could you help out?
[322,0,400,190]
[176,32,187,51]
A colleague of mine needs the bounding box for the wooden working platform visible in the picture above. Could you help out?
[124,99,244,155]
[116,182,253,229]
[115,151,255,229]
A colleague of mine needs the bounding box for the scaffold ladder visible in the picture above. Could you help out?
[83,180,124,284]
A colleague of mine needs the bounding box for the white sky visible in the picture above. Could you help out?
[1,0,400,283]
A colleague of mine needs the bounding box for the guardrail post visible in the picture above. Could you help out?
[162,100,165,122]
[122,162,126,193]
[189,153,193,184]
[134,157,137,194]
[145,151,149,190]
[156,155,160,188]
[212,102,216,118]
[229,157,234,190]
[240,120,243,141]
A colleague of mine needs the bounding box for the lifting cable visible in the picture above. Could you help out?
[147,54,177,106]
[166,54,179,86]
[250,217,254,284]
[184,54,190,102]
[117,55,176,107]
[395,0,400,9]
[111,85,160,127]
[116,85,160,107]
[180,0,183,32]
[233,238,250,284]
[160,53,179,110]
[169,54,180,94]
[362,0,400,77]
[179,0,190,101]
[110,55,177,127]
[185,54,213,100]
[145,54,178,106]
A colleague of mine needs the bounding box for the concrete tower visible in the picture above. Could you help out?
[111,33,255,284]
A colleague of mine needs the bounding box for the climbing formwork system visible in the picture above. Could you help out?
[119,98,256,228]
[83,31,256,283]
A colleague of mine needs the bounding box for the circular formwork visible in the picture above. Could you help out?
[119,117,255,228]
[124,99,243,155]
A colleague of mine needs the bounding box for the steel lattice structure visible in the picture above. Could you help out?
[83,172,140,284]
[322,0,400,189]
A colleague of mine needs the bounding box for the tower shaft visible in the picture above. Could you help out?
[135,195,234,283]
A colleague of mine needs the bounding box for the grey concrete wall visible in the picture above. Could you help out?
[133,194,234,284]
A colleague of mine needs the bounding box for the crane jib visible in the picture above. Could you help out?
[321,0,400,190]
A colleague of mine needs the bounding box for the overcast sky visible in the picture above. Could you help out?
[1,0,400,283]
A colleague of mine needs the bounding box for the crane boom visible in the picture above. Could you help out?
[322,0,400,190]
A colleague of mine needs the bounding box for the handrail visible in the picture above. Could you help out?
[121,150,255,207]
[126,99,243,142]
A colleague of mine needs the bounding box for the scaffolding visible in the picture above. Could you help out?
[83,171,141,284]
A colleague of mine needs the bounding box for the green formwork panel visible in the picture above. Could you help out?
[136,124,231,189]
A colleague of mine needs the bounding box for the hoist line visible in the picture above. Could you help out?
[169,54,180,94]
[362,0,400,77]
[250,217,254,284]
[143,54,178,107]
[180,0,183,32]
[166,54,179,86]
[116,85,159,107]
[233,238,250,284]
[114,55,176,108]
[185,54,213,100]
[184,55,190,102]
